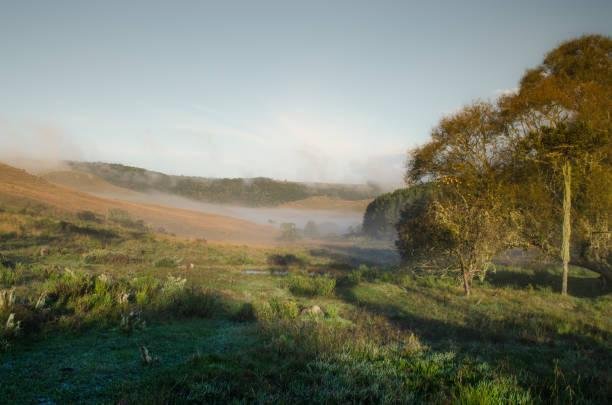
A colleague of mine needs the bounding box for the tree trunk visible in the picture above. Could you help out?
[462,270,471,296]
[561,161,572,296]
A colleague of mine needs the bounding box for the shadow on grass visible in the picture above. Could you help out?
[486,267,609,298]
[336,283,611,362]
[309,244,400,267]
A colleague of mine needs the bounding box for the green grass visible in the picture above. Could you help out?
[286,273,336,297]
[0,206,610,403]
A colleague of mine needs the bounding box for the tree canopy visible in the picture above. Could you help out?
[397,35,611,295]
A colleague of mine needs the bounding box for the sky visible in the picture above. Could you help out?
[0,0,610,184]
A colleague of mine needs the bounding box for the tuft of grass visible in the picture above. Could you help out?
[254,298,299,321]
[287,274,336,297]
[153,257,177,268]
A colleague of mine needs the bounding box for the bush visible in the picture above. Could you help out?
[287,274,336,297]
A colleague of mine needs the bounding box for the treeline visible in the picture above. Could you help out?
[394,35,611,296]
[362,186,429,239]
[69,162,381,207]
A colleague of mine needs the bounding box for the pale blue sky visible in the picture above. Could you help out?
[1,0,610,183]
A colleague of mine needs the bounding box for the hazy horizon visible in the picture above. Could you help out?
[1,1,611,184]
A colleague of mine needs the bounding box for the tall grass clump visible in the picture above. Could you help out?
[253,297,299,321]
[0,265,17,287]
[287,274,336,297]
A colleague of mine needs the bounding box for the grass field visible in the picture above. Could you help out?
[0,201,610,404]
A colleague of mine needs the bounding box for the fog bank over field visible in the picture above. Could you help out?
[97,191,364,235]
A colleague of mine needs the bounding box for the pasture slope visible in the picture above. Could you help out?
[0,162,277,243]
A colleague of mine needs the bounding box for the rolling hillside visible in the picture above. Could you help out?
[42,170,139,196]
[0,162,278,243]
[68,161,383,207]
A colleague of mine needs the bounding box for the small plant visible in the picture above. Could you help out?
[0,288,16,310]
[139,345,159,365]
[4,313,21,337]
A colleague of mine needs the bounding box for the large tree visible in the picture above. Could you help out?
[398,102,521,295]
[499,34,612,294]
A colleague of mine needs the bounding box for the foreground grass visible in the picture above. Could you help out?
[0,205,610,403]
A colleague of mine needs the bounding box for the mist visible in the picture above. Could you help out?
[0,122,81,174]
[96,190,364,236]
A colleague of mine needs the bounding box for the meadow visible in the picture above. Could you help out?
[0,204,609,404]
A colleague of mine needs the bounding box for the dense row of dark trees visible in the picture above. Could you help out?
[369,35,611,296]
[69,162,381,207]
[362,187,429,239]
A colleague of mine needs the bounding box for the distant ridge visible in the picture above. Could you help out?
[68,161,383,207]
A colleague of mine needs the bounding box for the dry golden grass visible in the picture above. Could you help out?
[279,195,371,212]
[0,162,278,243]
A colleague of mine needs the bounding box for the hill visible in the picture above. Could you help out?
[42,169,139,196]
[68,161,382,207]
[0,162,277,243]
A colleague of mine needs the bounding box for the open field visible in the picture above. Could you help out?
[0,198,610,403]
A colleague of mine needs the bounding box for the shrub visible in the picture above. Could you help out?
[287,274,336,297]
